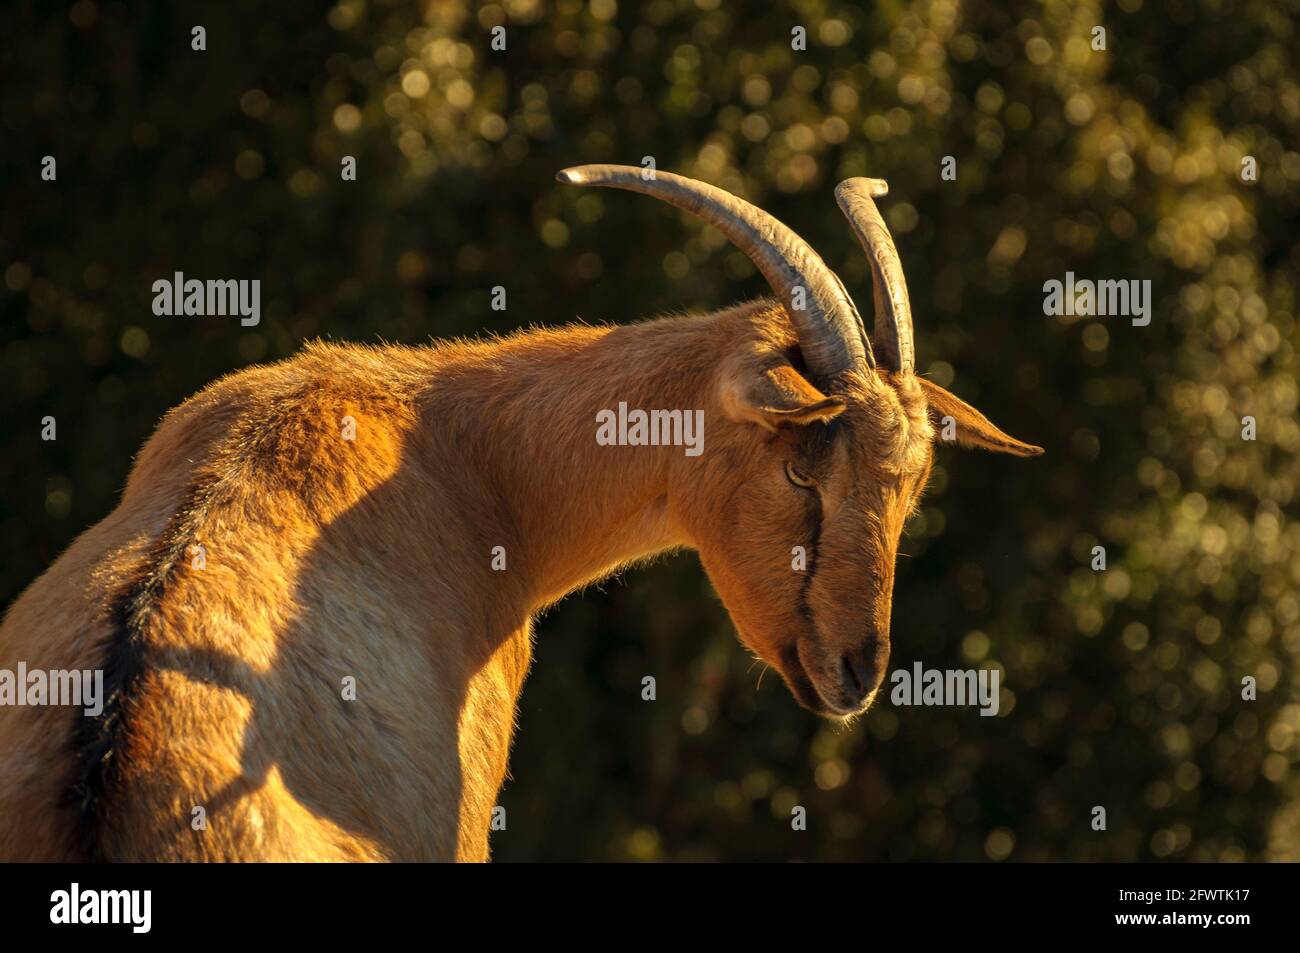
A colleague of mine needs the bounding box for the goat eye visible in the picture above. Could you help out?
[784,461,816,489]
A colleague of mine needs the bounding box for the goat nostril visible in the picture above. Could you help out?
[841,652,875,700]
[840,655,859,692]
[840,654,868,696]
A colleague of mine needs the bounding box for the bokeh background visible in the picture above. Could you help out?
[3,0,1298,861]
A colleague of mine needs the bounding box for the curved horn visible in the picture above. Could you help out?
[557,164,873,379]
[833,177,916,373]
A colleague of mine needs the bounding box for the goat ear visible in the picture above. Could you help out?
[917,377,1044,457]
[723,362,846,431]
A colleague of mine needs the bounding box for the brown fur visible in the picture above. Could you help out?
[0,300,1040,861]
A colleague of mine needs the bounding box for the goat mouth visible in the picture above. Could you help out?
[777,644,839,717]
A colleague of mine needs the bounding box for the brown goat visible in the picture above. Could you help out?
[0,167,1040,861]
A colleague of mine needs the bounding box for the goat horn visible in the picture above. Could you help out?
[557,164,874,379]
[833,177,915,374]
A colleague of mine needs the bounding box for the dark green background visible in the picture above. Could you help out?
[2,0,1297,860]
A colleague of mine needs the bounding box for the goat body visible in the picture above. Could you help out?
[0,305,778,861]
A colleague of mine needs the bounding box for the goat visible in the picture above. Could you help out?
[0,166,1041,861]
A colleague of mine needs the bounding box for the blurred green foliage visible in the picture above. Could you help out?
[2,0,1298,860]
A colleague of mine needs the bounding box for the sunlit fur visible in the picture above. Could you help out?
[0,299,1040,861]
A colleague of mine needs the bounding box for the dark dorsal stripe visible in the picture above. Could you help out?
[67,475,222,860]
